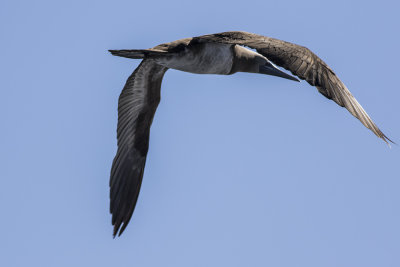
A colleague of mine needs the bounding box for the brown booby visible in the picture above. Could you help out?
[108,31,392,237]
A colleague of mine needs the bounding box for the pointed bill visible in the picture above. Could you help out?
[259,63,300,82]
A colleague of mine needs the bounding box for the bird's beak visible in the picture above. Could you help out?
[259,63,300,82]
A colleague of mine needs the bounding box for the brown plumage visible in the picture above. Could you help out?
[109,60,167,237]
[193,31,392,143]
[109,31,392,237]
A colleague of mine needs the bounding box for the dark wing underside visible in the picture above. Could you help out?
[110,59,167,237]
[194,31,391,143]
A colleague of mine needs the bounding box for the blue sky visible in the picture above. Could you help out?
[1,0,400,266]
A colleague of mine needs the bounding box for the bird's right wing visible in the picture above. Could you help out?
[195,31,392,144]
[110,59,168,237]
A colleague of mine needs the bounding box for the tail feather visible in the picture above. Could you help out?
[108,49,167,59]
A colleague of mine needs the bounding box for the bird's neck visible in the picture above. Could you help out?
[230,45,267,74]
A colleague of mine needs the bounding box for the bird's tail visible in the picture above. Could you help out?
[108,49,167,59]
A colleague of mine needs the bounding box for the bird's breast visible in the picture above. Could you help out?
[155,43,234,75]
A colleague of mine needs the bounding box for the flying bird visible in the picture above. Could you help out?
[108,31,391,237]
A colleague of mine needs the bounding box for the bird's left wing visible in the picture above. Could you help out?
[194,31,392,144]
[110,59,168,237]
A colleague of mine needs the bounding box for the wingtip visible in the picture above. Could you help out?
[382,135,395,148]
[112,225,119,238]
[111,215,121,238]
[111,227,125,238]
[112,220,126,238]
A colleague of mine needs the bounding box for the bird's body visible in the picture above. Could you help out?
[108,31,391,237]
[155,42,235,74]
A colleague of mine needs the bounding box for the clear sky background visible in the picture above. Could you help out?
[1,0,399,266]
